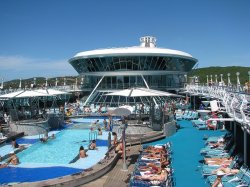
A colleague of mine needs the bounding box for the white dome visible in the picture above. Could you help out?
[73,46,196,60]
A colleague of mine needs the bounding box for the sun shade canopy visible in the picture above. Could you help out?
[105,87,181,97]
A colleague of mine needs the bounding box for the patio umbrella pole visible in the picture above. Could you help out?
[121,121,127,171]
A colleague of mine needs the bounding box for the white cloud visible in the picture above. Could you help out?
[0,55,78,81]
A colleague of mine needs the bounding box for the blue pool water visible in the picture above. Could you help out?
[18,129,90,164]
[0,119,110,185]
[0,166,82,184]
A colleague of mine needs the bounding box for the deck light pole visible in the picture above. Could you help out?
[227,73,231,87]
[0,78,4,89]
[220,74,223,85]
[206,75,209,85]
[215,75,218,85]
[120,120,128,171]
[55,78,58,87]
[64,77,66,86]
[236,72,240,91]
[210,75,213,84]
[19,78,22,89]
[33,77,36,86]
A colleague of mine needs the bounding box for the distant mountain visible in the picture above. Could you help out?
[188,66,250,84]
[1,66,250,89]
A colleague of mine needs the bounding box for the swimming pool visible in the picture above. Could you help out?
[18,129,90,164]
[0,118,111,185]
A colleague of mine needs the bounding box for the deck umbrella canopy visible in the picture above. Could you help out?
[105,87,180,97]
[0,89,69,100]
[0,90,49,100]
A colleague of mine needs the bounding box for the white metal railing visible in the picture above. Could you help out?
[185,83,250,134]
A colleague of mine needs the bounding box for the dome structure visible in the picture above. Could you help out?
[69,36,198,105]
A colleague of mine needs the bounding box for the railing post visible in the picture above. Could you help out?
[227,73,231,87]
[19,78,22,89]
[236,72,241,91]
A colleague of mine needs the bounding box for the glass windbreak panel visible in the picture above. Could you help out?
[117,76,123,89]
[166,75,173,87]
[112,77,116,89]
[130,76,136,87]
[127,57,132,70]
[132,57,139,70]
[124,76,129,88]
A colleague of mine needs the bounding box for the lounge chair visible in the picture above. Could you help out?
[206,164,248,185]
[0,133,7,141]
[202,154,241,176]
[222,169,250,187]
[204,144,236,159]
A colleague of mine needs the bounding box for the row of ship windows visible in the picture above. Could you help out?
[71,56,195,73]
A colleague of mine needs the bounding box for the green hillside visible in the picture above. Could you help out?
[188,66,250,84]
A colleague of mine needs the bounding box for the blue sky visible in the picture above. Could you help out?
[0,0,249,81]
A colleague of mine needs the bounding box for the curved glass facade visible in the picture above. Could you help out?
[70,56,196,73]
[69,55,197,91]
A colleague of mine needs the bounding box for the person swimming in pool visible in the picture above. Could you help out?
[11,139,25,150]
[89,140,97,150]
[79,146,87,158]
[6,151,19,165]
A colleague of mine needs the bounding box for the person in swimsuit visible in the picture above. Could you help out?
[7,151,19,165]
[79,146,87,158]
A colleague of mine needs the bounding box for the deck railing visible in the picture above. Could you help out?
[185,83,250,133]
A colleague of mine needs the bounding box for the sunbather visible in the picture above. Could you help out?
[212,174,223,187]
[134,169,168,181]
[144,146,166,155]
[138,164,161,174]
[211,167,239,175]
[204,157,233,166]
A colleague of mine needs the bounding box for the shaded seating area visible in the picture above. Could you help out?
[129,143,173,187]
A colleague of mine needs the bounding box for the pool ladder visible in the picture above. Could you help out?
[89,130,97,142]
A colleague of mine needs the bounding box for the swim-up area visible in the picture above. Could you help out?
[0,117,114,185]
[146,120,226,186]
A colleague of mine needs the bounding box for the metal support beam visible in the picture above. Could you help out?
[84,76,104,106]
[244,130,248,165]
[141,75,157,106]
[234,121,237,146]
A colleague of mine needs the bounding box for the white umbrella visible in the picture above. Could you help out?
[105,87,180,97]
[36,88,69,96]
[119,105,134,113]
[109,107,132,116]
[0,90,49,99]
